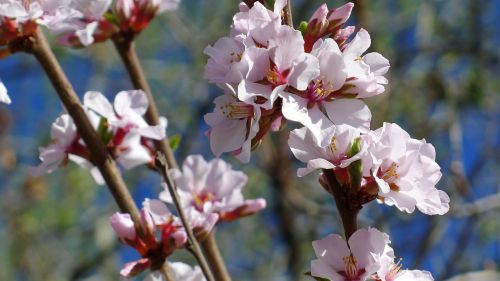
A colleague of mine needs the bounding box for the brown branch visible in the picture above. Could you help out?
[156,153,216,281]
[200,231,232,281]
[283,0,293,27]
[322,169,359,239]
[26,29,141,224]
[112,36,178,169]
[160,263,175,281]
[266,131,302,279]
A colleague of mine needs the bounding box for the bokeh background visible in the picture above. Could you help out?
[0,0,499,280]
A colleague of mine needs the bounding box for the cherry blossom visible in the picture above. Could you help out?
[0,79,10,104]
[288,123,362,177]
[31,113,102,180]
[144,198,218,240]
[59,0,180,47]
[361,122,450,215]
[204,85,261,163]
[311,228,389,281]
[160,154,266,223]
[83,90,166,169]
[0,0,111,47]
[280,38,371,131]
[342,29,390,98]
[110,200,187,278]
[231,0,286,45]
[238,25,320,110]
[33,90,166,184]
[376,254,434,281]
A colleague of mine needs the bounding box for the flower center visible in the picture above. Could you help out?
[220,102,254,119]
[228,51,242,64]
[385,258,403,281]
[381,162,399,182]
[308,78,335,102]
[266,66,287,86]
[340,254,364,281]
[193,191,215,211]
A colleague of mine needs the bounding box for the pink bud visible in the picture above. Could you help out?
[171,230,188,248]
[309,3,328,24]
[328,2,354,25]
[116,0,134,19]
[110,213,136,241]
[140,208,155,237]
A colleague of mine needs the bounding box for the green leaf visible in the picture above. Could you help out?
[298,21,308,35]
[347,137,362,188]
[103,12,119,25]
[96,117,113,145]
[169,135,181,150]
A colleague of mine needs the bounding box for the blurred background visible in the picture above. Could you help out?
[0,0,499,280]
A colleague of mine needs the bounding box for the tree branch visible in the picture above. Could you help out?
[112,37,178,169]
[200,231,232,281]
[322,169,359,239]
[156,153,216,281]
[27,29,141,224]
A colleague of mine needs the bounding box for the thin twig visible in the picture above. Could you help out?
[112,36,178,169]
[284,0,293,27]
[160,263,175,281]
[156,153,215,281]
[200,231,232,281]
[322,169,359,239]
[26,30,141,224]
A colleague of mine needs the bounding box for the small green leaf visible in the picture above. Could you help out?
[347,137,362,188]
[103,12,119,25]
[96,117,113,145]
[169,135,181,150]
[298,21,308,35]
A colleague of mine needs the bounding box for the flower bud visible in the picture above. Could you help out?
[110,212,136,241]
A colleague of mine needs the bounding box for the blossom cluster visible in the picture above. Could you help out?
[59,0,180,47]
[33,90,166,184]
[203,0,449,216]
[202,1,450,281]
[110,155,265,279]
[0,0,178,52]
[311,228,433,281]
[289,121,450,215]
[204,1,386,162]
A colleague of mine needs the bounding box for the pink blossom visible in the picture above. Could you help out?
[342,29,390,98]
[237,25,320,110]
[311,228,389,281]
[145,198,218,240]
[362,123,450,215]
[0,79,10,104]
[231,0,286,46]
[83,90,166,169]
[204,85,261,163]
[160,154,266,223]
[33,90,165,184]
[288,123,362,177]
[376,254,434,281]
[0,0,111,47]
[280,38,371,132]
[32,114,80,175]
